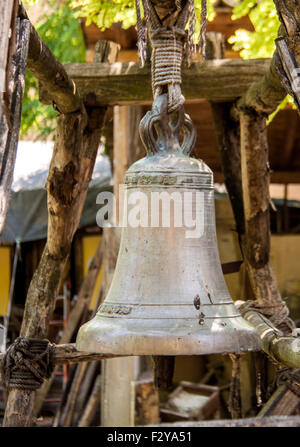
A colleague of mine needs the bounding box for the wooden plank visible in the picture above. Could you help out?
[53,59,272,106]
[258,385,300,417]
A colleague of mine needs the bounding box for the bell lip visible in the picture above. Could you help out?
[75,317,262,356]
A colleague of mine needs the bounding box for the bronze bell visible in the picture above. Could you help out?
[76,95,261,355]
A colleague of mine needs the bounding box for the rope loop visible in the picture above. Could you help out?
[239,299,295,334]
[0,337,54,391]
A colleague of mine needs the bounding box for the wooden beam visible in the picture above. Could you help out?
[54,343,125,365]
[19,4,82,114]
[40,59,273,107]
[0,342,125,366]
[258,385,300,417]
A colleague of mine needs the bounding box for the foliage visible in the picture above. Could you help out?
[70,0,215,40]
[229,0,293,117]
[21,0,86,139]
[229,0,280,59]
[23,0,293,137]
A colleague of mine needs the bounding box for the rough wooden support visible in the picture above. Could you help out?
[48,59,273,106]
[19,4,82,114]
[233,56,286,116]
[53,343,124,365]
[273,0,300,111]
[239,111,283,307]
[3,104,106,427]
[209,33,286,309]
[0,342,124,366]
[33,239,103,416]
[0,14,30,236]
[0,0,15,92]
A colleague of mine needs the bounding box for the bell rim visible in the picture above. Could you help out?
[76,315,262,356]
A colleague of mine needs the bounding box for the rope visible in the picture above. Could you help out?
[150,27,186,112]
[135,0,148,67]
[135,1,201,113]
[239,300,295,335]
[199,0,207,59]
[0,337,54,391]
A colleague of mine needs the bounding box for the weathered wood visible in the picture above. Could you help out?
[72,360,99,425]
[60,362,88,426]
[152,356,175,392]
[272,0,300,111]
[234,56,286,115]
[94,40,121,63]
[3,103,106,426]
[42,59,274,106]
[151,415,300,427]
[18,3,82,115]
[240,112,283,307]
[33,238,103,415]
[32,43,119,419]
[78,374,101,427]
[0,17,30,237]
[135,378,160,426]
[0,0,15,92]
[258,385,300,417]
[211,102,244,236]
[0,341,122,365]
[53,343,125,365]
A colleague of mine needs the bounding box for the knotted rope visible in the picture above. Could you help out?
[0,337,54,391]
[150,27,186,112]
[135,0,208,113]
[199,0,207,59]
[239,300,295,334]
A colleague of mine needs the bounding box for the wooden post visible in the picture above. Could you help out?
[2,34,121,427]
[33,238,103,417]
[78,374,101,427]
[0,10,30,236]
[239,111,283,307]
